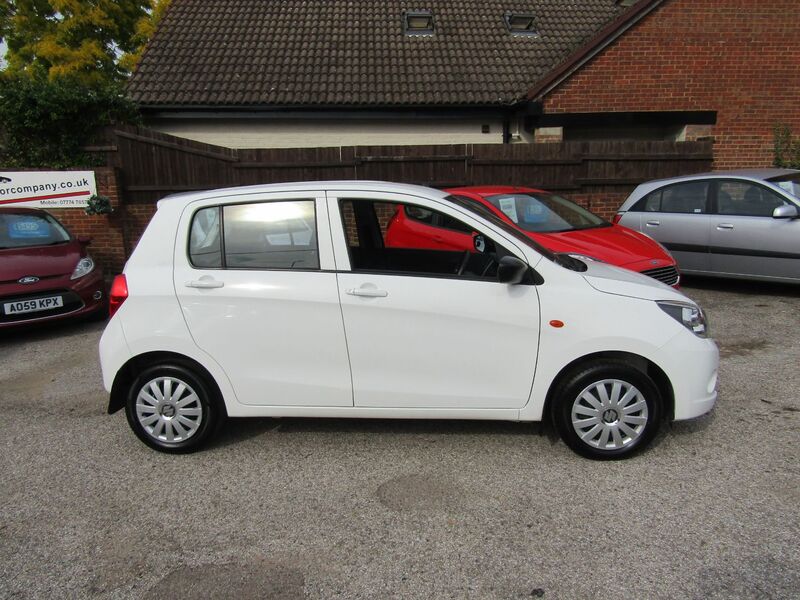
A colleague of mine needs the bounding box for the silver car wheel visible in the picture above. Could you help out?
[571,378,649,450]
[135,376,203,444]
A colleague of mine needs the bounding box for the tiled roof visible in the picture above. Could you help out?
[129,0,629,107]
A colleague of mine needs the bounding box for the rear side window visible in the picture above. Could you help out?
[189,200,319,270]
[189,207,222,268]
[223,200,318,269]
[633,181,709,214]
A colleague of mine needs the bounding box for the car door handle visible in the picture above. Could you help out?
[186,279,224,289]
[346,288,388,298]
[645,220,661,227]
[716,223,734,230]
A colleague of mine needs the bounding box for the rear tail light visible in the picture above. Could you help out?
[612,213,623,225]
[108,274,128,318]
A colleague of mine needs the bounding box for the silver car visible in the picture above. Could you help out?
[616,169,800,283]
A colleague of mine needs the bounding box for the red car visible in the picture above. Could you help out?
[385,185,679,287]
[0,207,106,328]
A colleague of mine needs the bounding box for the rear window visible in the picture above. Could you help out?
[633,181,709,214]
[188,200,319,270]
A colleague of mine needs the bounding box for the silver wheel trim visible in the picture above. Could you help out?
[570,378,649,451]
[135,376,203,444]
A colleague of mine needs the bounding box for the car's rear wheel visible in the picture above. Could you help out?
[552,360,662,460]
[125,364,224,453]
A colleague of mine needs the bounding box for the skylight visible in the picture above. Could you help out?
[404,10,435,35]
[505,12,538,36]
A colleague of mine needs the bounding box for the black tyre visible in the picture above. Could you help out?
[125,363,225,453]
[552,360,662,460]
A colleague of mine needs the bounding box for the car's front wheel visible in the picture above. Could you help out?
[552,360,662,460]
[125,364,224,453]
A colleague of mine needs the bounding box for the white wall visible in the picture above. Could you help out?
[146,117,507,149]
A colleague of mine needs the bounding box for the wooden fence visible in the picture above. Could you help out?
[100,125,713,205]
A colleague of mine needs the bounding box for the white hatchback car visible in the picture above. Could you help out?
[99,181,719,459]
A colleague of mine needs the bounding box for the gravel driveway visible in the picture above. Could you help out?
[1,278,798,599]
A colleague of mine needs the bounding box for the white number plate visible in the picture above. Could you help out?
[4,296,64,315]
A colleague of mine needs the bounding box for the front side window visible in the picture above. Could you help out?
[635,181,709,214]
[717,180,790,217]
[0,211,70,249]
[340,198,510,281]
[485,193,607,233]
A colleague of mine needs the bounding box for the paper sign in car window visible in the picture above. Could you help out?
[8,216,51,239]
[523,198,549,223]
[497,197,519,223]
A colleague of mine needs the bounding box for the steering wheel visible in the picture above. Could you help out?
[456,250,471,276]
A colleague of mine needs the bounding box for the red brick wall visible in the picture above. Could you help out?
[543,0,800,169]
[47,167,127,277]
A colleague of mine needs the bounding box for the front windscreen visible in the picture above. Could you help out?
[0,211,71,249]
[486,193,609,233]
[446,194,555,260]
[768,173,800,200]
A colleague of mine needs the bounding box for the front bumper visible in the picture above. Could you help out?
[0,269,106,328]
[658,331,719,420]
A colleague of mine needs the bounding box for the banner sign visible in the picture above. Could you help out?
[0,171,97,208]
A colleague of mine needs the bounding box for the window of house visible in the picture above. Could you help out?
[339,199,510,281]
[716,180,790,217]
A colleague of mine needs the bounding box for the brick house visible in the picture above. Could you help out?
[129,0,799,168]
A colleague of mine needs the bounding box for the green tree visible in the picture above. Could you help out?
[774,124,800,169]
[119,0,170,73]
[1,0,149,84]
[0,76,138,167]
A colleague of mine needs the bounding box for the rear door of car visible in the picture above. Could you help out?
[620,180,713,273]
[173,191,353,407]
[709,179,800,281]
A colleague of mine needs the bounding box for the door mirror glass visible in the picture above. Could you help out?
[473,233,486,253]
[497,256,528,284]
[772,204,799,219]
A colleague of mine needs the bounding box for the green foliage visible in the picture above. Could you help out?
[0,76,139,168]
[1,0,149,84]
[85,193,113,215]
[773,124,800,169]
[119,0,170,73]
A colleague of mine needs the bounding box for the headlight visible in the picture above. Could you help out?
[71,256,95,280]
[657,300,707,337]
[568,253,606,263]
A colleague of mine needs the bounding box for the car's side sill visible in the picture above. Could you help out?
[224,404,524,421]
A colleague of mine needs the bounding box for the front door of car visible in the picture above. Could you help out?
[329,192,540,410]
[709,180,800,280]
[173,192,352,406]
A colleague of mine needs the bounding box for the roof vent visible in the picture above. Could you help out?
[504,12,538,36]
[404,10,434,36]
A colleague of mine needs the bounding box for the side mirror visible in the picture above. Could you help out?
[77,236,92,245]
[773,205,799,219]
[497,256,529,284]
[473,233,486,253]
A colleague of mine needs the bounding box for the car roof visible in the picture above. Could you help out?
[447,185,549,196]
[158,180,449,208]
[621,168,800,207]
